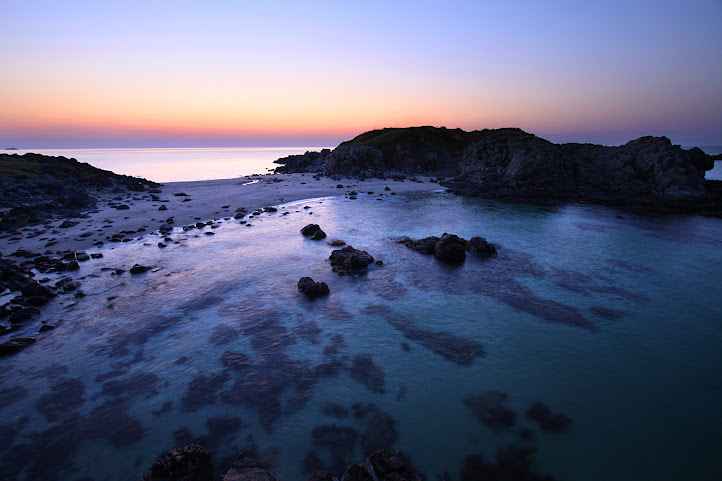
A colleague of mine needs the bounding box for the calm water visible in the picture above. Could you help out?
[4,147,327,182]
[1,192,721,481]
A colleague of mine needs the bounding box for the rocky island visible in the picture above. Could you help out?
[275,127,721,214]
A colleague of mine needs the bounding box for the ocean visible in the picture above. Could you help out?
[5,145,721,183]
[3,147,329,183]
[1,191,721,481]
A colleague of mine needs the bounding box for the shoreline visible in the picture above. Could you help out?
[0,172,442,255]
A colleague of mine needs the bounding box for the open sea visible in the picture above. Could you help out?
[1,146,721,481]
[4,147,329,183]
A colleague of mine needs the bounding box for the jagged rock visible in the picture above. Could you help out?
[138,444,214,481]
[298,277,330,298]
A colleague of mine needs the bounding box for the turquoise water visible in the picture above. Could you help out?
[1,192,721,481]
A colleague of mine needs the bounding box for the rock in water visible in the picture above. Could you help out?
[311,229,327,240]
[433,233,466,263]
[329,246,375,275]
[465,236,496,257]
[130,264,151,274]
[298,277,330,298]
[301,224,321,236]
[138,444,214,481]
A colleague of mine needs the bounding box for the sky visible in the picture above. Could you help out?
[1,0,721,148]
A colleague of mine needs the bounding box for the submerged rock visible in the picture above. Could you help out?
[350,353,385,393]
[526,402,573,433]
[463,391,517,432]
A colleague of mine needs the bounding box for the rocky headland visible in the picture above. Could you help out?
[0,152,158,231]
[275,127,721,214]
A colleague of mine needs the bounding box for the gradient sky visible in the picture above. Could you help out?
[1,0,721,148]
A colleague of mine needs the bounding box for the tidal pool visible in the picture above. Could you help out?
[1,191,721,481]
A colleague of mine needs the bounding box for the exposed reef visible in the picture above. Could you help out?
[274,127,720,214]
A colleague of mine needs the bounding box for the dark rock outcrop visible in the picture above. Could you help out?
[301,224,321,236]
[0,152,158,231]
[140,448,422,481]
[402,233,496,263]
[273,126,719,212]
[329,246,375,275]
[138,444,214,481]
[298,277,330,298]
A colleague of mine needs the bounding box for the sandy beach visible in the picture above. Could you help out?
[0,173,442,254]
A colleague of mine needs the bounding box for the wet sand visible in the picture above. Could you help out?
[0,173,442,254]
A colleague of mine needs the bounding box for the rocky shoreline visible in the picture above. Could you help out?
[274,127,721,216]
[0,152,159,231]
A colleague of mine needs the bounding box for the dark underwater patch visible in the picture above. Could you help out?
[362,304,486,365]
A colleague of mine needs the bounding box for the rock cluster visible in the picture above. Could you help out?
[400,233,496,263]
[139,447,420,481]
[298,277,330,298]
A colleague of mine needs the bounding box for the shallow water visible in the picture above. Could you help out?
[1,192,721,481]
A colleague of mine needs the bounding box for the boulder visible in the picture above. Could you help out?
[130,264,151,274]
[433,233,466,263]
[9,307,41,325]
[465,236,496,257]
[310,229,327,240]
[329,246,375,274]
[298,277,330,298]
[301,224,321,236]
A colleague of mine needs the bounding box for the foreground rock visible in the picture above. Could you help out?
[273,126,720,214]
[140,447,420,481]
[138,444,214,481]
[401,233,496,263]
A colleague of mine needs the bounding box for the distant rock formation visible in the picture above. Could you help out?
[0,152,158,230]
[274,127,720,213]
